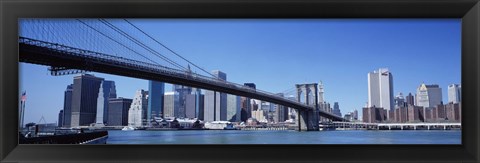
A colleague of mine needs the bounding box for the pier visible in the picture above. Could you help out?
[19,131,108,144]
[327,122,461,130]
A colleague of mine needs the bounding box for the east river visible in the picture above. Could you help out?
[106,130,461,144]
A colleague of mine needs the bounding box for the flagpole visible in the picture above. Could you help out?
[19,100,23,131]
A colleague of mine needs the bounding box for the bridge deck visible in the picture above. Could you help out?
[19,37,345,121]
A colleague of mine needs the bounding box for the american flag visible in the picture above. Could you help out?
[21,91,26,102]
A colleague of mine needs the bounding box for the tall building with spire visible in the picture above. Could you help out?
[367,68,394,111]
[95,80,116,126]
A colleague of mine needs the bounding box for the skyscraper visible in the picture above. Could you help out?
[148,81,165,120]
[416,83,442,108]
[185,89,204,119]
[173,84,192,118]
[95,80,116,126]
[394,92,406,108]
[185,94,197,118]
[204,70,227,122]
[163,91,179,118]
[108,98,132,126]
[448,84,461,104]
[333,102,342,117]
[406,92,415,106]
[204,90,216,122]
[63,84,73,127]
[58,110,64,127]
[367,68,394,111]
[191,88,204,120]
[226,94,241,122]
[274,93,288,123]
[241,83,256,122]
[128,89,149,127]
[70,74,103,127]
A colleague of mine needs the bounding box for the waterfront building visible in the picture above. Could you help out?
[95,80,116,126]
[416,83,442,108]
[204,70,227,122]
[445,102,461,122]
[128,89,149,127]
[388,110,395,122]
[367,68,394,112]
[435,103,446,121]
[164,91,180,118]
[148,81,165,121]
[362,106,386,123]
[108,98,132,126]
[406,93,415,106]
[423,108,433,122]
[70,74,104,127]
[407,105,424,122]
[448,84,461,104]
[62,84,73,127]
[394,106,408,123]
[333,102,341,117]
[58,110,64,127]
[227,94,241,122]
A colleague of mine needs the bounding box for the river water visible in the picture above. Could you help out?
[106,130,461,144]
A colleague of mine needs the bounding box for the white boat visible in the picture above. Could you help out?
[223,123,237,130]
[204,121,235,130]
[121,126,135,131]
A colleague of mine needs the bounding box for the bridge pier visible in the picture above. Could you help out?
[295,83,320,131]
[297,109,319,131]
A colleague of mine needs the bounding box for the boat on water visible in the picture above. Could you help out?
[204,121,238,130]
[121,126,135,131]
[223,123,237,130]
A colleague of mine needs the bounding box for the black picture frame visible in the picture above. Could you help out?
[1,0,479,162]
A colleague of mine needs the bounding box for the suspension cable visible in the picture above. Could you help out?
[76,19,161,65]
[99,19,187,70]
[123,19,217,78]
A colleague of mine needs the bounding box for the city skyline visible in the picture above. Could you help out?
[19,19,461,123]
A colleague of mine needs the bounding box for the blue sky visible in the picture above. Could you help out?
[19,19,461,124]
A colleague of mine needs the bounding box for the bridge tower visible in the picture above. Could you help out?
[296,83,320,131]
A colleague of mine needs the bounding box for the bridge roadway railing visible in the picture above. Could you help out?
[20,37,344,120]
